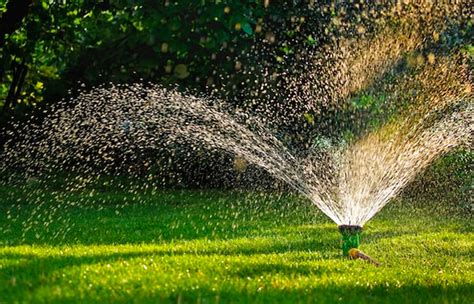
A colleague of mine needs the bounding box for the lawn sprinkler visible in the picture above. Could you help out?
[338,225,381,266]
[338,225,362,256]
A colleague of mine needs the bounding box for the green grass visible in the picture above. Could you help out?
[0,185,472,303]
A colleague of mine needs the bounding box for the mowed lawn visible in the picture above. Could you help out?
[0,185,472,303]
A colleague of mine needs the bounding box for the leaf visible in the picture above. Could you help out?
[242,23,253,35]
[304,113,314,125]
[306,35,316,46]
[174,64,190,79]
[34,81,44,90]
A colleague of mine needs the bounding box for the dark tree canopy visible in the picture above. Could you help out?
[0,0,471,126]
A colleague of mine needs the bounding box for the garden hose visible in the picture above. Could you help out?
[348,248,381,267]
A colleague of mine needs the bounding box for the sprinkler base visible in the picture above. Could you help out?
[338,225,363,257]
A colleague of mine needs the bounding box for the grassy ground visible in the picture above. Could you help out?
[0,185,472,303]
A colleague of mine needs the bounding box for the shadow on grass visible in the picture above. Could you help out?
[1,190,472,303]
[3,253,472,304]
[0,193,327,246]
[0,234,342,302]
[4,229,471,303]
[153,284,473,304]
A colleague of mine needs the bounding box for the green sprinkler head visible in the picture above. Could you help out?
[338,225,363,257]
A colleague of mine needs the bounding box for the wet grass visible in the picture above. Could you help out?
[0,186,472,303]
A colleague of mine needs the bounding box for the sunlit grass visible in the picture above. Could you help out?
[0,187,472,303]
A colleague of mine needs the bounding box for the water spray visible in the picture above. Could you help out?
[338,225,380,266]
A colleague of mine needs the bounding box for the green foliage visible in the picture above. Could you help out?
[403,150,473,211]
[461,44,474,58]
[1,0,268,110]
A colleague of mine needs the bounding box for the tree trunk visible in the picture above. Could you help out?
[2,59,27,113]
